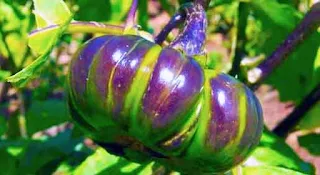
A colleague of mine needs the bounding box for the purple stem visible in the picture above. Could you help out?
[194,0,211,9]
[273,82,320,137]
[154,12,186,45]
[125,0,138,28]
[248,2,320,89]
[169,3,207,56]
[155,1,210,47]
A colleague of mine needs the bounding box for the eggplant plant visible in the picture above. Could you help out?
[1,0,320,174]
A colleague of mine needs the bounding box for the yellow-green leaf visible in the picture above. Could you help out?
[33,0,71,25]
[0,70,11,81]
[7,15,73,87]
[28,27,59,54]
[73,147,154,175]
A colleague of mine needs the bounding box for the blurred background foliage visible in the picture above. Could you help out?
[0,0,319,174]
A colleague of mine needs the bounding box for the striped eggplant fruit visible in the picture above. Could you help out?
[67,34,263,174]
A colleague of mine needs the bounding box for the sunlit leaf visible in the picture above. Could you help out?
[33,0,71,26]
[28,27,59,54]
[34,11,49,29]
[29,0,72,54]
[0,70,11,81]
[0,1,31,67]
[7,15,73,87]
[110,0,132,22]
[241,165,307,175]
[73,147,154,175]
[297,102,320,130]
[244,129,315,174]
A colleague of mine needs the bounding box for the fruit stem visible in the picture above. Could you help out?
[273,82,320,137]
[169,3,207,56]
[124,0,139,34]
[155,0,211,45]
[154,12,186,45]
[247,2,320,89]
[29,21,125,37]
[194,0,211,9]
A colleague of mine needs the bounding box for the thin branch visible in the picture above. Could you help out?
[273,82,320,137]
[17,91,28,138]
[125,0,138,29]
[29,21,125,37]
[247,2,320,89]
[242,2,320,137]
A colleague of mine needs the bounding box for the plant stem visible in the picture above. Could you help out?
[29,21,125,37]
[194,0,211,9]
[273,82,320,137]
[125,0,138,29]
[154,12,186,45]
[229,2,249,80]
[17,91,28,138]
[169,3,207,56]
[0,22,17,72]
[247,2,320,89]
[155,0,210,46]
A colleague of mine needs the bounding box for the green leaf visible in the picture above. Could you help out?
[7,15,73,87]
[0,1,31,67]
[297,49,320,130]
[138,0,150,32]
[110,0,132,22]
[159,0,176,15]
[249,0,300,30]
[34,11,50,29]
[75,0,131,23]
[298,133,320,156]
[75,0,112,21]
[21,131,89,174]
[73,147,154,175]
[0,129,90,174]
[244,129,315,174]
[6,49,51,87]
[297,102,320,130]
[241,165,307,175]
[33,0,71,26]
[28,27,59,54]
[0,149,18,175]
[25,99,70,135]
[0,70,11,81]
[246,0,320,102]
[0,116,7,136]
[28,0,72,54]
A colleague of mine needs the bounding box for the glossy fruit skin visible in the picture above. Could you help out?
[67,34,263,173]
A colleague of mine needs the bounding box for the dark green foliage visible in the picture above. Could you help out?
[298,133,320,156]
